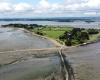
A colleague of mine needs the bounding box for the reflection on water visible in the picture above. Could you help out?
[0,27,55,51]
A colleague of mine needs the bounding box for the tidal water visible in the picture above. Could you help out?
[0,27,62,80]
[0,21,100,80]
[0,21,100,29]
[0,27,55,51]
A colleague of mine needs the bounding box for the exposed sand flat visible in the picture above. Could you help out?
[0,27,55,52]
[63,42,100,80]
[0,49,62,80]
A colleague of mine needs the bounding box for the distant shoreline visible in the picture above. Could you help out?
[1,21,100,29]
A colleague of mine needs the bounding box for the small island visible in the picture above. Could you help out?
[2,24,100,46]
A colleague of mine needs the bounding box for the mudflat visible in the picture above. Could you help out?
[0,27,55,52]
[63,42,100,80]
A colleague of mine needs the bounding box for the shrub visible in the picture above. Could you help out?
[59,35,66,41]
[87,29,99,34]
[65,40,72,46]
[59,28,91,46]
[35,31,44,36]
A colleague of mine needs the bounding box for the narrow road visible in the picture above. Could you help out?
[63,42,100,80]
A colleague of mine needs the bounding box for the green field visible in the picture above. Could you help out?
[32,27,72,40]
[43,31,65,39]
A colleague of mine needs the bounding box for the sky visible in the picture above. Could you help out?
[0,0,100,18]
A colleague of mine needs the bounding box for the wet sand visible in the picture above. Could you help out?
[1,26,100,80]
[0,27,63,80]
[63,42,100,80]
[0,52,62,80]
[0,27,55,51]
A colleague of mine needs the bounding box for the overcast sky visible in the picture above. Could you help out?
[0,0,100,18]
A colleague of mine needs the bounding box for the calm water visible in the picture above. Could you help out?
[0,27,55,51]
[0,21,100,29]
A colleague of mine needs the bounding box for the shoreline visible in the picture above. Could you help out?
[31,32,64,48]
[32,31,100,48]
[1,26,100,49]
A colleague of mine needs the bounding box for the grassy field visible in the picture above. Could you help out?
[43,31,65,39]
[88,32,100,42]
[32,27,72,39]
[32,26,100,46]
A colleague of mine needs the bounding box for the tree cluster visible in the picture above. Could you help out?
[2,24,42,30]
[59,28,90,46]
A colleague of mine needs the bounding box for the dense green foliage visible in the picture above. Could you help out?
[87,29,99,34]
[35,31,44,36]
[2,24,42,30]
[59,28,99,46]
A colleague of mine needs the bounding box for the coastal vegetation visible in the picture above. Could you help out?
[32,26,100,46]
[2,24,100,46]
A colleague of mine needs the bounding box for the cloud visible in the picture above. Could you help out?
[39,0,50,8]
[60,0,100,16]
[0,2,33,13]
[0,0,100,17]
[0,2,12,12]
[34,0,50,13]
[64,0,87,4]
[14,3,33,12]
[86,0,100,7]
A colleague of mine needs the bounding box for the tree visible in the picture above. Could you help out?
[87,29,99,34]
[71,28,81,36]
[81,31,89,40]
[35,31,44,36]
[59,35,66,41]
[59,28,90,46]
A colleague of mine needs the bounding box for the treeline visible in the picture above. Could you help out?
[2,24,43,30]
[59,28,100,46]
[2,23,48,36]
